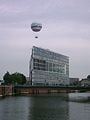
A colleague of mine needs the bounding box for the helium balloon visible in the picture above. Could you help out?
[31,22,42,32]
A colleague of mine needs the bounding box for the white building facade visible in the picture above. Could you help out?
[29,46,69,86]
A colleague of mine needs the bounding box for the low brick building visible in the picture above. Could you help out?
[69,78,79,86]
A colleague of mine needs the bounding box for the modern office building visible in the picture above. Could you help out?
[29,46,69,86]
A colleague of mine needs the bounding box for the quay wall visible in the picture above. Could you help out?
[14,86,80,95]
[14,86,90,95]
[0,85,90,96]
[0,85,13,96]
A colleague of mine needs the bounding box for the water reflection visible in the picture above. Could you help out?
[69,93,90,120]
[0,96,31,120]
[69,93,90,102]
[28,94,69,120]
[69,101,90,120]
[0,93,90,120]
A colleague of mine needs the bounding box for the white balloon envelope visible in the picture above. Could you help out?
[31,22,42,32]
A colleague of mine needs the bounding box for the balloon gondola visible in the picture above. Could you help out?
[31,22,42,38]
[35,36,38,39]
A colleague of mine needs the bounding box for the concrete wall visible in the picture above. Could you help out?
[14,86,90,95]
[14,87,70,95]
[0,85,90,96]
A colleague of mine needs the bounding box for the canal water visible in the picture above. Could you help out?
[0,93,90,120]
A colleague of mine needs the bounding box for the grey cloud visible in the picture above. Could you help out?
[0,0,90,79]
[0,0,90,25]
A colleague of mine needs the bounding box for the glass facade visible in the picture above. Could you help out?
[30,46,69,86]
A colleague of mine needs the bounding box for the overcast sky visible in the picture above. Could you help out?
[0,0,90,80]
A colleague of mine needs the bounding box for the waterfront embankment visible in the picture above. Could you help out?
[0,85,13,97]
[0,85,90,97]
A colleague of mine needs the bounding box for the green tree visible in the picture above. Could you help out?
[3,71,12,84]
[3,72,26,85]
